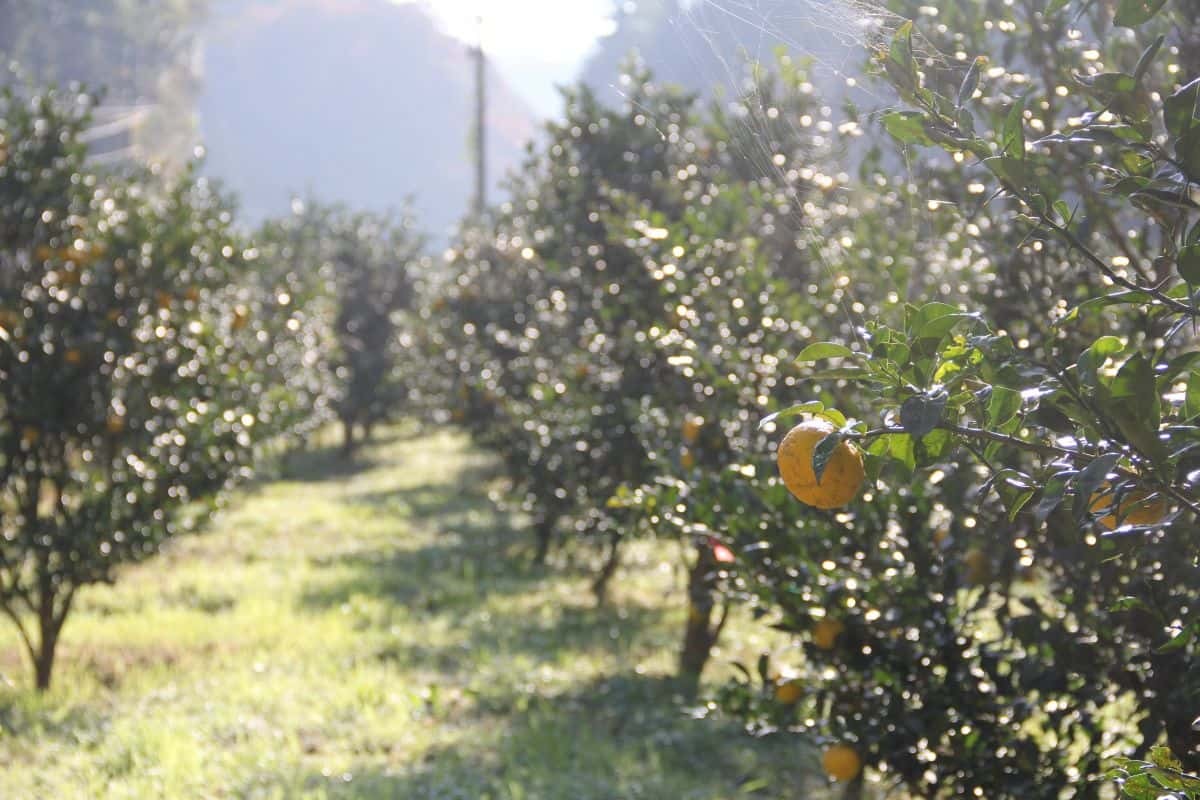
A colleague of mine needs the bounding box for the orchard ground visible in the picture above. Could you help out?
[0,425,838,799]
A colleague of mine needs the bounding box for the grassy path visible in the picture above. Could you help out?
[0,427,824,799]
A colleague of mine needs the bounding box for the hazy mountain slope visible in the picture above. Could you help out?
[581,0,864,107]
[199,0,536,236]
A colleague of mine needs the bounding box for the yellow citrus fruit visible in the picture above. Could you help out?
[681,449,696,470]
[774,680,803,705]
[964,548,990,586]
[822,743,862,781]
[812,618,845,650]
[682,417,703,444]
[777,418,864,509]
[1088,486,1167,530]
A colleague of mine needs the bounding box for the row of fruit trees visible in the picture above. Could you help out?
[1,0,1198,797]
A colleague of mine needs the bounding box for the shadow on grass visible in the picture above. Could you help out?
[274,441,379,484]
[300,472,674,668]
[0,691,106,743]
[242,672,829,800]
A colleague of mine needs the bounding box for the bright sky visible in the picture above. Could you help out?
[396,0,618,117]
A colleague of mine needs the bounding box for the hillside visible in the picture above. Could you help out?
[581,0,865,109]
[199,0,537,236]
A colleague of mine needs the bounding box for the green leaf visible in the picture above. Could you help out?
[882,110,934,146]
[1179,245,1200,284]
[1033,471,1072,524]
[759,401,824,430]
[1072,453,1121,519]
[1110,354,1161,431]
[899,390,948,437]
[1109,596,1151,614]
[1186,372,1200,421]
[986,386,1021,427]
[1156,624,1194,654]
[1077,336,1126,390]
[1132,35,1165,84]
[1164,78,1199,140]
[1001,96,1027,160]
[795,342,855,362]
[957,56,985,108]
[812,431,844,483]
[886,20,919,93]
[1114,0,1168,27]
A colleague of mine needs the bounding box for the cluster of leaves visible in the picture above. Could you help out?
[0,85,338,689]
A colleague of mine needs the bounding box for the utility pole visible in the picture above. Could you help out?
[471,16,486,220]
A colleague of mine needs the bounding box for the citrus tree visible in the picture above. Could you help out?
[0,85,292,689]
[711,0,1200,795]
[259,201,420,456]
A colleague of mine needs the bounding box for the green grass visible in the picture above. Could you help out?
[0,426,831,799]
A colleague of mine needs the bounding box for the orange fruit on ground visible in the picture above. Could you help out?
[822,743,862,781]
[774,679,803,705]
[812,618,845,650]
[777,418,864,509]
[963,548,991,586]
[682,417,703,444]
[1088,486,1167,530]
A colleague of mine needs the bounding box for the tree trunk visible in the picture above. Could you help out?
[342,418,356,457]
[32,590,70,692]
[532,518,554,566]
[591,531,622,607]
[678,544,728,691]
[841,775,864,800]
[33,633,57,691]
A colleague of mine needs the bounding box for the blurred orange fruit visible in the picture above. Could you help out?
[777,418,864,509]
[822,744,862,781]
[812,618,844,650]
[1089,486,1167,530]
[964,548,990,586]
[774,680,803,705]
[682,416,702,444]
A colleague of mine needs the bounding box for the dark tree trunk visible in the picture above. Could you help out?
[33,633,56,691]
[591,530,622,607]
[532,518,554,566]
[678,543,728,693]
[31,589,71,692]
[342,418,356,456]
